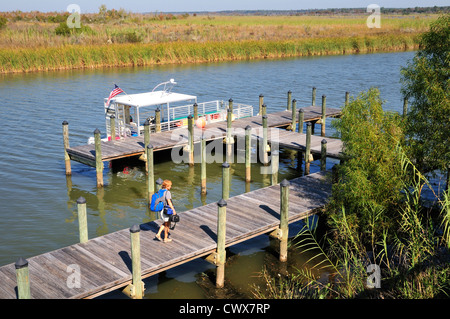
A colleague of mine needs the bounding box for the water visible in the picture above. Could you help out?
[0,51,416,298]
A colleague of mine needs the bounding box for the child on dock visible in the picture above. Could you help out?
[155,180,177,243]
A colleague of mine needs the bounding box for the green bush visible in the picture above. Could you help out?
[0,17,7,30]
[55,22,94,36]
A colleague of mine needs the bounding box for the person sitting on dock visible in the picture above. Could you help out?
[155,180,177,243]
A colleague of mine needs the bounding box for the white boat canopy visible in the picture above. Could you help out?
[110,91,197,108]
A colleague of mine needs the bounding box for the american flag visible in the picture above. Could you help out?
[106,84,124,106]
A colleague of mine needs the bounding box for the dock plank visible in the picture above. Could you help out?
[0,171,333,299]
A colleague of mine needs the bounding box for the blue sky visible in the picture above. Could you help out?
[0,0,447,13]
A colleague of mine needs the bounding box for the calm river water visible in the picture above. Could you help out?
[0,51,416,298]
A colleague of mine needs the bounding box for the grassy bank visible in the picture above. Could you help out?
[0,13,437,73]
[0,33,420,73]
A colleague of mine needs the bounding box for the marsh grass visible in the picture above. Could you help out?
[0,13,437,73]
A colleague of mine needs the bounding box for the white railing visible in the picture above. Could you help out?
[105,100,253,138]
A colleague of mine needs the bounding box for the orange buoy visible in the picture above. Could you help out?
[196,117,206,128]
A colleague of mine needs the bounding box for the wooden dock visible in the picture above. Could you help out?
[65,106,342,165]
[0,171,332,299]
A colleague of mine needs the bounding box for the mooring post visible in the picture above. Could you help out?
[287,90,292,111]
[403,97,408,118]
[298,108,304,133]
[62,121,71,176]
[216,198,227,288]
[15,258,31,299]
[124,225,144,299]
[262,115,269,166]
[345,91,350,106]
[222,162,230,200]
[94,128,104,187]
[259,94,264,115]
[312,87,317,106]
[321,139,327,171]
[147,144,155,203]
[271,150,279,185]
[144,119,150,172]
[245,125,252,183]
[155,108,161,133]
[228,98,233,113]
[77,196,88,244]
[188,115,194,166]
[262,103,267,116]
[280,179,290,262]
[201,136,207,195]
[321,95,327,137]
[110,115,116,141]
[305,122,312,175]
[226,108,233,159]
[193,103,198,121]
[291,99,297,132]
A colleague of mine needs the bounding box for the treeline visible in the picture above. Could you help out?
[190,6,450,16]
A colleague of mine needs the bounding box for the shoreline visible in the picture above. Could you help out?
[0,34,420,74]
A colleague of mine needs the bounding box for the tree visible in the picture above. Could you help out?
[400,14,450,180]
[330,88,405,246]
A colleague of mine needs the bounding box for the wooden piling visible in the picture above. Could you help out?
[271,150,279,185]
[321,139,327,171]
[216,199,227,288]
[193,103,198,120]
[155,108,161,133]
[222,162,230,200]
[144,119,150,171]
[62,121,71,176]
[279,179,290,262]
[124,225,144,299]
[298,108,304,133]
[291,99,297,132]
[147,144,155,203]
[94,128,103,187]
[287,90,292,111]
[15,258,31,299]
[228,98,233,113]
[312,87,317,106]
[261,104,267,116]
[262,115,269,165]
[226,108,233,158]
[77,196,88,244]
[245,125,251,183]
[345,91,350,106]
[305,122,312,175]
[110,115,116,141]
[259,94,264,115]
[201,136,207,195]
[188,115,194,166]
[321,95,327,137]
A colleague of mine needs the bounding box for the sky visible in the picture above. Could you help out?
[0,0,448,13]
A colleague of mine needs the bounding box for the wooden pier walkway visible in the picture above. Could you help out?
[66,106,342,165]
[0,171,332,299]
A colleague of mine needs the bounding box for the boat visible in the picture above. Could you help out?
[88,79,254,144]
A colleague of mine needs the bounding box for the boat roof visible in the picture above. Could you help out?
[108,90,197,108]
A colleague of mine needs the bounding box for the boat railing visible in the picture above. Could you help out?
[105,100,253,138]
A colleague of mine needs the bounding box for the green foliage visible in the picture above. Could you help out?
[330,88,405,244]
[400,14,450,174]
[0,17,7,30]
[55,22,94,37]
